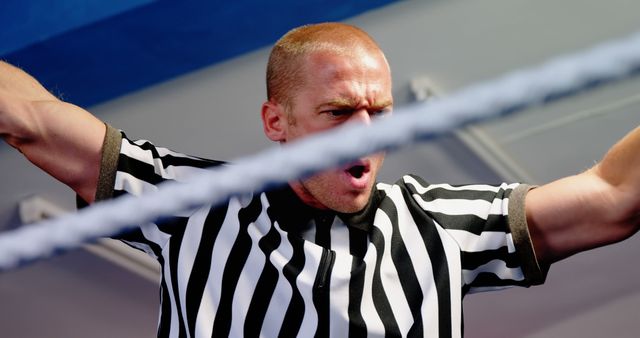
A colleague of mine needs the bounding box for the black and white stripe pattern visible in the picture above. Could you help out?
[101,130,543,338]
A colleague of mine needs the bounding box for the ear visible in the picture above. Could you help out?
[261,100,288,142]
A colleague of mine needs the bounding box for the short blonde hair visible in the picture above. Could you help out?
[266,22,384,110]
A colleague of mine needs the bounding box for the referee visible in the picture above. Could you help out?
[1,22,639,337]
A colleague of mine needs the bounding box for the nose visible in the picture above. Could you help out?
[350,109,372,125]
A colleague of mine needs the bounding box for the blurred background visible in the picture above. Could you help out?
[1,0,640,337]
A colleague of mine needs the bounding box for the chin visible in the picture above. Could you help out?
[331,204,359,214]
[295,167,377,213]
[331,193,371,213]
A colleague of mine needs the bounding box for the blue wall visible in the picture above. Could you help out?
[2,0,397,107]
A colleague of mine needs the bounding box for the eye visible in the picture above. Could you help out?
[370,108,391,118]
[325,109,353,118]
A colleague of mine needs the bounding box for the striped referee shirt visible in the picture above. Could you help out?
[95,125,547,338]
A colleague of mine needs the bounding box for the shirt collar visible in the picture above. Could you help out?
[265,184,380,233]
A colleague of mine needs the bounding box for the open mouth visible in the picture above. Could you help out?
[345,163,369,179]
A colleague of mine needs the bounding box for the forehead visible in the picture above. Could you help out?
[297,49,392,100]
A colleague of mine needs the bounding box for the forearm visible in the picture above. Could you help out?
[0,61,58,141]
[0,61,106,202]
[595,125,640,194]
[0,61,57,101]
[16,100,106,202]
[526,126,640,265]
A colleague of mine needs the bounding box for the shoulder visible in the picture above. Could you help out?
[116,128,224,170]
[378,174,521,200]
[96,124,225,201]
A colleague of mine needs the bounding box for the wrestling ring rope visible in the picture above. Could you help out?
[1,30,640,271]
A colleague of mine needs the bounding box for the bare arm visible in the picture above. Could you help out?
[0,61,105,202]
[526,126,640,266]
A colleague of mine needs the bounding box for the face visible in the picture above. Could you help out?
[264,48,393,213]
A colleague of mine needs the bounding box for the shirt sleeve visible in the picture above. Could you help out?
[92,124,224,256]
[401,175,547,293]
[94,123,121,201]
[96,124,224,201]
[507,184,548,285]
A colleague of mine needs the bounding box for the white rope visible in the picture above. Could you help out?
[1,31,640,271]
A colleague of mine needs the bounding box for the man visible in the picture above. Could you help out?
[1,22,639,337]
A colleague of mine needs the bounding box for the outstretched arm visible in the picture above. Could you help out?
[526,125,640,266]
[0,61,105,202]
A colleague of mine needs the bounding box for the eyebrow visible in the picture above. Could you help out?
[316,98,393,110]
